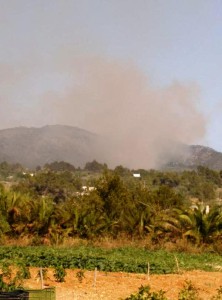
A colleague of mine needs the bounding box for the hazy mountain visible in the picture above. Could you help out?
[163,145,222,171]
[0,125,222,170]
[0,125,102,168]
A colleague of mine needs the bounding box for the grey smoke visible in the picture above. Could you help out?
[40,55,206,168]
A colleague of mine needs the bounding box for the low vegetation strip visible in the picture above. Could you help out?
[0,246,221,274]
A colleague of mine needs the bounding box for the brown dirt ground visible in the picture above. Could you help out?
[24,268,222,300]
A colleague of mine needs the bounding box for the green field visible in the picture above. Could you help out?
[0,246,221,274]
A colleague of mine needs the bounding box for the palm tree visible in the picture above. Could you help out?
[121,201,153,237]
[0,185,10,238]
[27,196,54,236]
[77,193,107,238]
[150,210,182,243]
[175,204,222,244]
[1,190,30,235]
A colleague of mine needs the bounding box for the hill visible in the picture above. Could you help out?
[0,125,222,170]
[163,145,222,170]
[0,125,101,168]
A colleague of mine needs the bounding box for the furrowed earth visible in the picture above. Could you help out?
[24,268,222,300]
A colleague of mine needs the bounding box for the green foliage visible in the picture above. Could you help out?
[178,280,200,300]
[153,185,184,210]
[16,265,31,279]
[114,165,131,177]
[0,246,221,275]
[0,211,10,240]
[0,262,13,281]
[211,286,222,300]
[0,164,222,244]
[176,204,222,244]
[95,171,132,235]
[84,160,107,172]
[44,161,76,172]
[14,171,81,203]
[0,261,30,291]
[0,162,24,181]
[0,275,18,292]
[53,266,67,282]
[76,270,85,283]
[197,166,221,186]
[123,285,167,300]
[124,283,222,300]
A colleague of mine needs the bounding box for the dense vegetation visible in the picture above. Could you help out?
[0,246,221,273]
[0,161,221,252]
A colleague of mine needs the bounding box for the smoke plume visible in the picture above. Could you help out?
[41,55,206,169]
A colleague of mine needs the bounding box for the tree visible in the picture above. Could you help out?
[153,185,184,211]
[0,185,10,239]
[114,165,131,177]
[77,193,107,238]
[44,161,75,172]
[27,196,54,236]
[0,190,31,236]
[95,171,130,235]
[84,160,107,172]
[14,171,81,203]
[175,204,222,244]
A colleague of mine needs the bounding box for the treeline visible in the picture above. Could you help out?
[0,161,222,249]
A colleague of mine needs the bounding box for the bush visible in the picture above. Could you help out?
[178,280,200,300]
[211,286,222,300]
[76,270,85,283]
[53,266,66,282]
[123,285,167,300]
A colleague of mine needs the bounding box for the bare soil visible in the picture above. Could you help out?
[24,268,222,300]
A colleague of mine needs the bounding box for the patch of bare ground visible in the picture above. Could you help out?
[23,268,222,300]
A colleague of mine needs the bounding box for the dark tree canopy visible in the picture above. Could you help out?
[84,160,107,172]
[44,161,76,172]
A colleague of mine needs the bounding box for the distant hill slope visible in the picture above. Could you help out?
[163,145,222,171]
[0,125,222,170]
[0,125,101,168]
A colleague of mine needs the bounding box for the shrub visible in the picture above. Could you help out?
[211,286,222,300]
[76,270,85,283]
[123,285,168,300]
[53,266,67,282]
[178,280,200,300]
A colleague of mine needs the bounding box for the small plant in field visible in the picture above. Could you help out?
[76,270,85,283]
[1,262,12,280]
[17,265,31,279]
[178,280,200,300]
[53,266,67,282]
[123,285,168,300]
[0,262,26,291]
[211,286,222,300]
[0,274,18,292]
[0,270,24,292]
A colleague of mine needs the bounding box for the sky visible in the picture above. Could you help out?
[1,0,222,166]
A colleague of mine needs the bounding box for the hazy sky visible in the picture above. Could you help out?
[1,0,222,158]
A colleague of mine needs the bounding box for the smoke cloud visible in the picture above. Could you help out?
[41,55,206,169]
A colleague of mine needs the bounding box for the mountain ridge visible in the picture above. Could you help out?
[0,125,222,170]
[163,144,222,171]
[0,125,100,168]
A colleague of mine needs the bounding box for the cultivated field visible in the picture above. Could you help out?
[24,268,222,300]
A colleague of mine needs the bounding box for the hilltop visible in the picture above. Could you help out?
[0,125,101,168]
